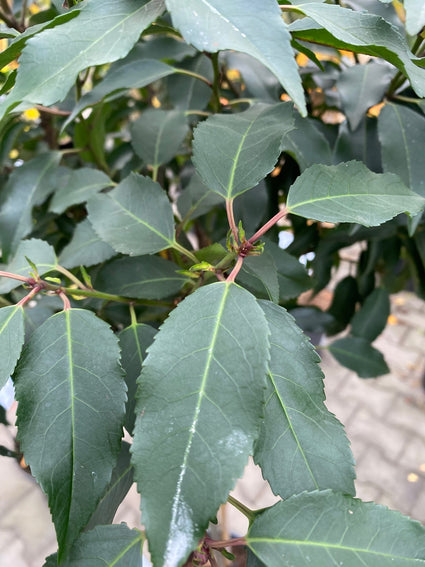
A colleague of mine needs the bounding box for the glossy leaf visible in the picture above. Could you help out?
[119,323,157,434]
[247,490,425,567]
[87,173,175,256]
[326,275,358,336]
[165,0,306,114]
[0,152,60,260]
[329,336,390,378]
[58,219,116,270]
[95,255,188,300]
[15,309,126,560]
[86,441,134,530]
[405,0,425,36]
[337,63,393,130]
[130,109,189,168]
[287,161,425,226]
[0,239,57,294]
[254,301,355,499]
[0,305,24,390]
[193,103,294,199]
[351,288,390,342]
[44,525,144,567]
[132,282,270,567]
[49,168,112,214]
[291,3,425,98]
[0,0,166,120]
[378,103,425,198]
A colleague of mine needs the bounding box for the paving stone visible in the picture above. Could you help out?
[402,327,425,353]
[385,396,425,437]
[354,480,383,503]
[333,374,397,419]
[0,536,28,567]
[398,435,425,473]
[410,486,425,523]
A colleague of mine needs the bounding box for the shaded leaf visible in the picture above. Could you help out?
[351,288,390,342]
[0,152,60,260]
[166,0,306,114]
[87,173,175,256]
[0,239,57,294]
[333,117,382,173]
[255,301,355,499]
[58,219,116,270]
[193,103,294,199]
[234,181,268,236]
[0,305,24,390]
[405,0,425,36]
[247,490,425,567]
[132,282,269,567]
[96,255,188,300]
[237,252,280,303]
[166,54,213,111]
[15,309,126,560]
[281,113,332,171]
[326,275,358,336]
[49,168,112,214]
[287,161,425,226]
[130,109,189,168]
[177,172,224,222]
[119,323,157,434]
[328,336,389,378]
[86,442,134,531]
[0,0,166,120]
[337,63,393,130]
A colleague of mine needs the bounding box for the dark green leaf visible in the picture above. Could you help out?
[281,113,332,171]
[333,117,382,173]
[49,168,112,214]
[237,252,280,303]
[378,103,425,198]
[86,442,134,531]
[87,173,175,256]
[167,54,213,110]
[58,219,116,270]
[247,490,425,567]
[130,109,189,168]
[326,275,358,336]
[45,525,144,567]
[290,307,335,335]
[337,63,393,130]
[290,3,425,98]
[0,0,166,120]
[255,301,355,498]
[0,152,60,260]
[193,103,295,199]
[96,255,187,300]
[405,0,425,36]
[132,282,269,567]
[328,336,390,377]
[0,305,24,390]
[119,323,157,434]
[0,24,20,39]
[0,239,56,294]
[234,181,268,236]
[225,51,281,102]
[351,288,390,342]
[15,309,126,560]
[166,0,306,114]
[287,161,425,226]
[177,173,224,222]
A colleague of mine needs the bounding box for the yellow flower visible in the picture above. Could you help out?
[23,108,41,121]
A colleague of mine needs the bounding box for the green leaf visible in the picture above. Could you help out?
[165,0,306,115]
[255,301,355,499]
[351,288,390,342]
[237,252,280,303]
[64,58,175,126]
[14,309,126,561]
[0,152,60,259]
[326,275,358,336]
[405,0,425,36]
[0,305,24,390]
[0,24,20,39]
[58,219,116,270]
[337,63,393,130]
[378,103,425,198]
[193,103,295,200]
[166,54,213,111]
[177,172,224,222]
[287,161,425,226]
[247,490,425,567]
[132,282,270,567]
[234,180,268,236]
[290,3,425,98]
[95,255,188,300]
[119,323,157,434]
[280,114,332,171]
[224,52,281,103]
[130,109,189,168]
[49,168,112,214]
[87,173,175,256]
[0,239,57,294]
[86,441,134,531]
[0,0,166,120]
[333,117,382,173]
[328,336,390,378]
[45,524,144,567]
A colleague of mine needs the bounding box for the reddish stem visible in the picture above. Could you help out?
[226,255,244,283]
[0,271,31,283]
[16,285,43,307]
[248,206,287,244]
[58,291,71,311]
[226,198,239,244]
[205,536,247,549]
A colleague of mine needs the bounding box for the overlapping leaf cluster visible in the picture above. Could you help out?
[0,1,425,566]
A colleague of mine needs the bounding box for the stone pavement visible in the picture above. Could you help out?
[1,292,425,565]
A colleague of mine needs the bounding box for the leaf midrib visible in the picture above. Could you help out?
[64,310,76,548]
[288,190,415,211]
